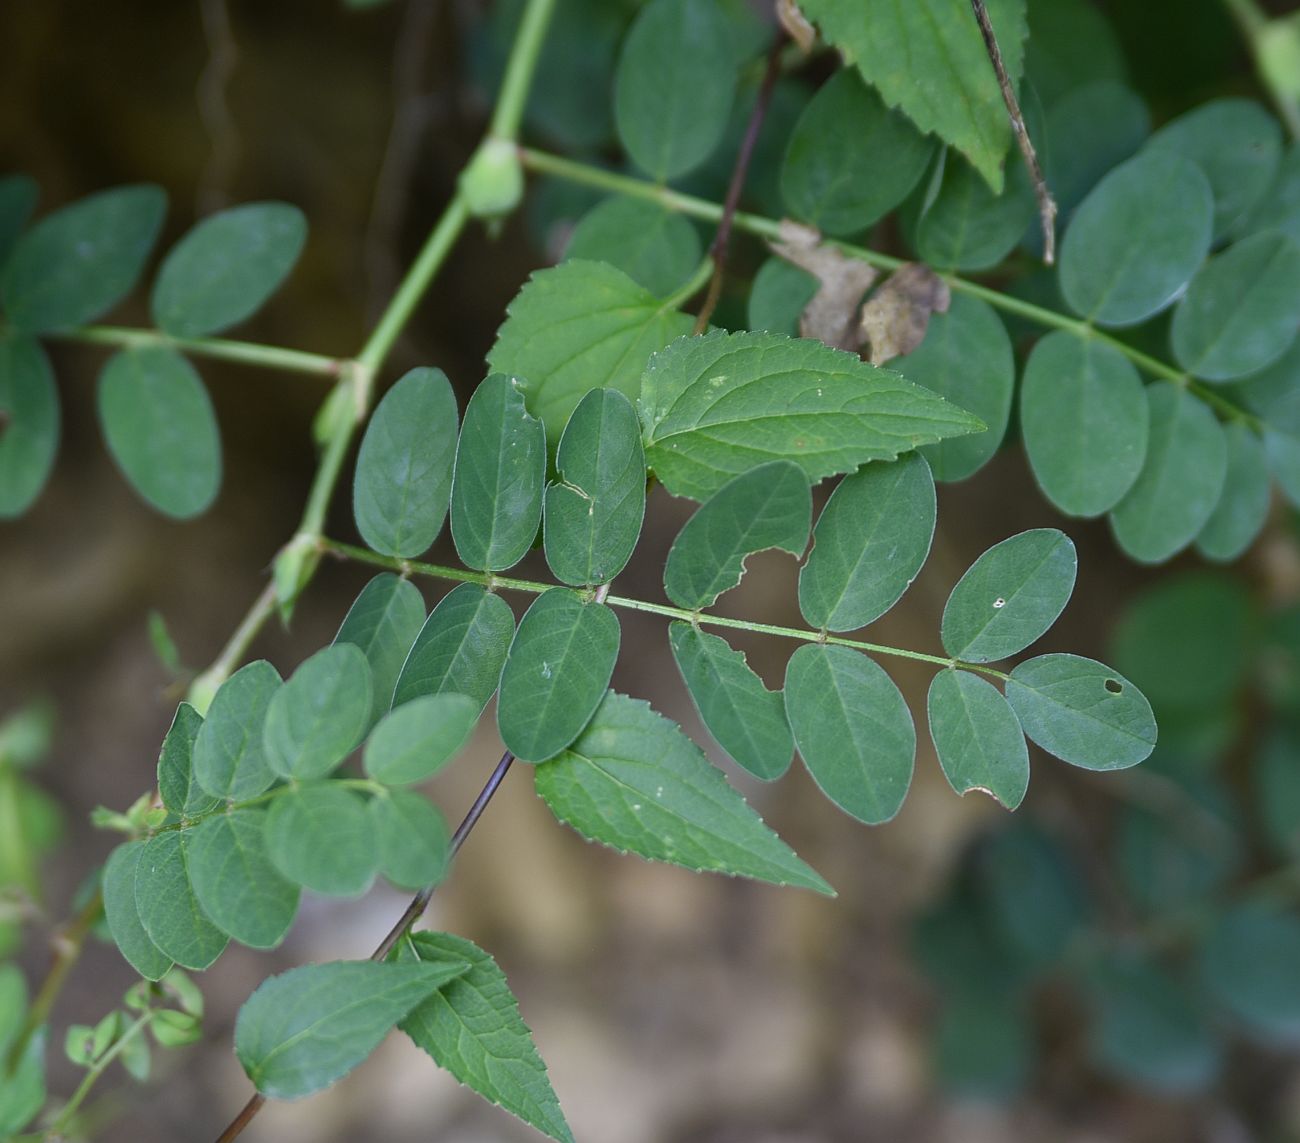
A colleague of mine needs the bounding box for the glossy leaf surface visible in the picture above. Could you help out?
[263,643,372,781]
[193,660,283,800]
[927,669,1030,810]
[134,832,228,970]
[363,693,478,786]
[264,783,379,898]
[333,574,426,729]
[157,702,220,818]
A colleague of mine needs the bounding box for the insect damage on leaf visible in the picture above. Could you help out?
[769,220,878,350]
[859,263,951,365]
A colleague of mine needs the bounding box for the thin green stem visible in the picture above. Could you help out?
[488,0,558,141]
[1222,0,1300,138]
[45,1012,153,1139]
[663,256,716,312]
[50,326,345,378]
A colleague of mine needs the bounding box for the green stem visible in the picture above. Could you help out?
[1222,0,1300,139]
[663,256,716,311]
[51,326,344,378]
[319,538,1007,679]
[488,0,558,141]
[44,1012,153,1139]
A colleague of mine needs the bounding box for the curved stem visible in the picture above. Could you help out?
[43,1012,153,1139]
[488,0,558,141]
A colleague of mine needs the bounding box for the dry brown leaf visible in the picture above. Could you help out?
[777,0,817,55]
[769,220,879,352]
[858,263,950,365]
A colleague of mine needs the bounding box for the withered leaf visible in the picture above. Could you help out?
[769,220,878,352]
[859,263,950,365]
[777,0,817,55]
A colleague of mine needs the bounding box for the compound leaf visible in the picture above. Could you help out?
[263,643,372,781]
[371,792,451,890]
[0,335,59,519]
[535,691,833,894]
[927,669,1030,810]
[134,831,228,970]
[1196,422,1270,562]
[157,702,220,818]
[364,693,478,786]
[102,841,173,981]
[333,573,426,729]
[564,196,700,297]
[264,782,379,898]
[193,660,283,800]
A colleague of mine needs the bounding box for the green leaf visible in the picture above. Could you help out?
[398,931,574,1143]
[1195,422,1270,562]
[371,791,451,890]
[639,328,983,502]
[940,529,1077,663]
[1147,98,1281,240]
[353,367,459,559]
[187,808,299,949]
[668,622,793,781]
[333,573,426,729]
[264,782,379,897]
[150,202,307,337]
[450,373,545,571]
[97,346,221,519]
[263,644,372,781]
[784,644,915,825]
[487,259,695,444]
[910,149,1034,271]
[392,583,515,712]
[1199,905,1300,1044]
[798,453,935,631]
[613,0,737,181]
[892,296,1013,481]
[363,693,478,785]
[1171,231,1300,381]
[1023,0,1126,106]
[0,1025,45,1137]
[236,960,464,1100]
[927,669,1029,810]
[536,691,833,894]
[798,0,1026,190]
[564,196,701,297]
[0,174,38,267]
[0,334,59,518]
[193,660,284,800]
[1108,384,1228,564]
[498,589,621,763]
[543,388,646,586]
[1020,330,1148,517]
[780,69,934,236]
[102,841,174,981]
[1058,151,1213,327]
[1,184,166,332]
[1004,653,1156,770]
[1239,142,1300,243]
[157,702,220,818]
[663,461,810,610]
[747,257,817,338]
[1266,426,1300,508]
[134,831,229,970]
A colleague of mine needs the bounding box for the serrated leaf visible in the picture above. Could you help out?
[911,148,1035,272]
[1195,422,1270,562]
[263,644,372,781]
[613,0,737,181]
[536,691,833,894]
[97,346,221,519]
[371,792,451,890]
[364,693,478,785]
[544,388,646,586]
[487,260,695,443]
[927,669,1029,810]
[781,69,933,236]
[1,184,166,332]
[236,960,464,1100]
[0,174,38,267]
[0,335,59,518]
[1004,653,1156,770]
[668,622,792,781]
[450,373,545,571]
[193,660,283,800]
[157,702,220,818]
[798,0,1026,190]
[1058,151,1213,327]
[398,931,574,1143]
[1171,231,1300,382]
[264,782,378,897]
[639,328,983,501]
[941,529,1077,663]
[354,368,458,559]
[1199,905,1300,1044]
[102,841,174,981]
[498,589,620,763]
[134,831,228,970]
[798,453,935,631]
[333,573,426,729]
[564,196,701,297]
[663,460,810,609]
[151,202,307,337]
[392,583,515,712]
[1109,384,1228,564]
[1020,330,1148,517]
[784,644,915,825]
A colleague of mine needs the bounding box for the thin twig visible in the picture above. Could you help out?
[693,31,788,333]
[969,0,1056,264]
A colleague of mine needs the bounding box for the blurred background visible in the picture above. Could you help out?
[4,0,1300,1140]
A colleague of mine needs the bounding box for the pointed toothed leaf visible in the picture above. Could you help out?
[134,832,228,970]
[536,691,833,894]
[0,335,59,519]
[333,573,427,729]
[102,841,174,981]
[157,702,220,818]
[640,329,983,502]
[784,644,915,825]
[544,388,646,586]
[1005,653,1156,770]
[363,693,478,786]
[264,782,379,898]
[192,660,283,800]
[450,373,545,571]
[263,644,372,781]
[1195,422,1270,562]
[564,196,702,298]
[392,583,515,712]
[498,589,620,763]
[371,791,451,891]
[927,669,1029,810]
[663,460,810,610]
[798,453,935,631]
[668,622,793,781]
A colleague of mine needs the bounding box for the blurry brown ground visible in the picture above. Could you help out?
[3,2,1298,1141]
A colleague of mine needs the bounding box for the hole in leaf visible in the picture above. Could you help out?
[1104,678,1123,694]
[992,597,1006,609]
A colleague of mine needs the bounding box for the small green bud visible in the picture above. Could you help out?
[459,138,524,221]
